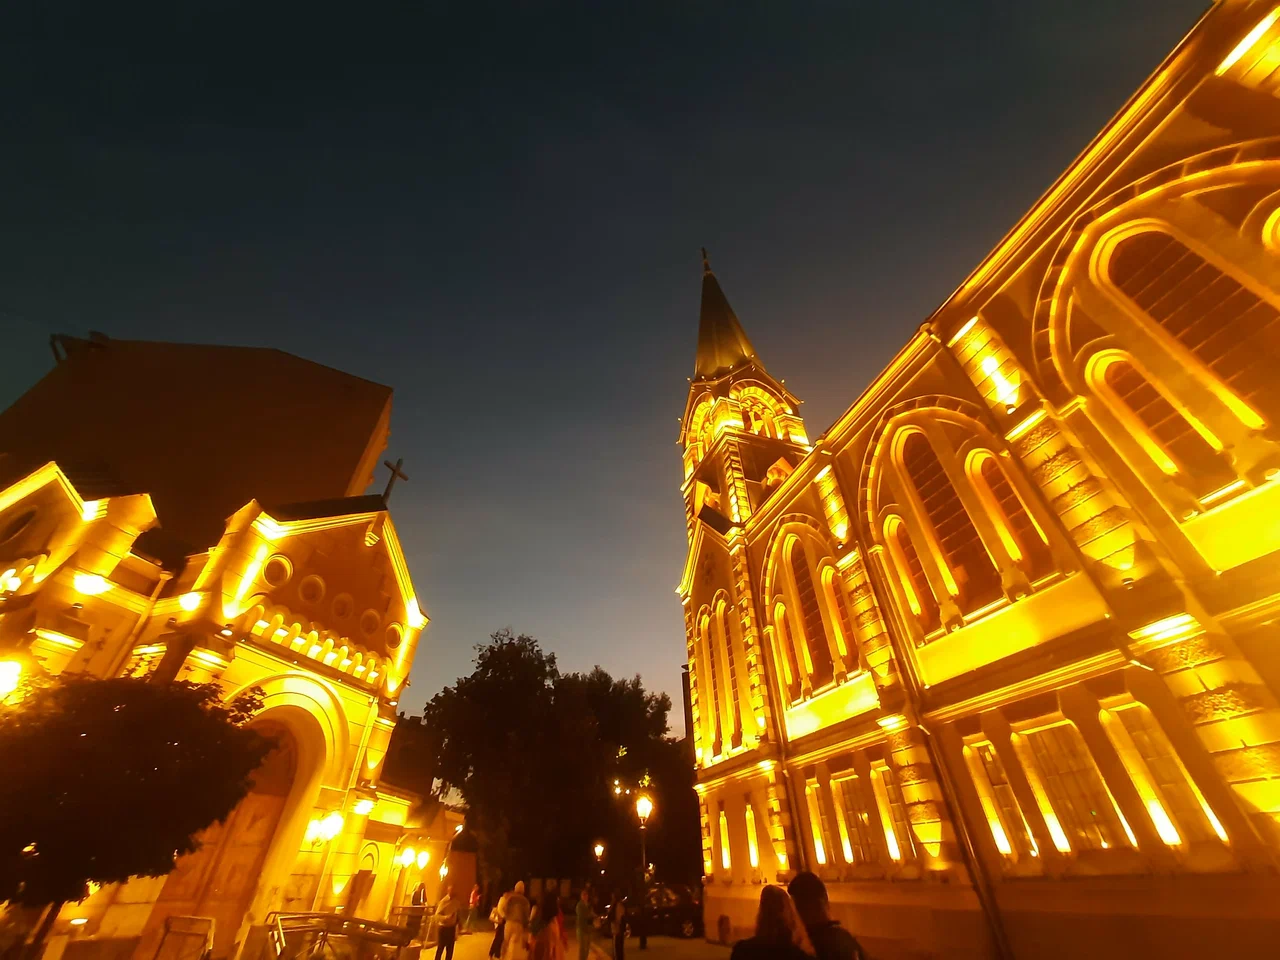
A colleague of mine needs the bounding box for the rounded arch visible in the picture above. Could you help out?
[224,671,352,787]
[1031,137,1280,397]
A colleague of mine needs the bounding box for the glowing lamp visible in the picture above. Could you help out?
[0,661,21,698]
[69,918,88,927]
[417,851,431,869]
[354,798,375,816]
[73,573,110,596]
[178,592,202,612]
[454,824,463,834]
[439,863,449,879]
[398,847,416,867]
[635,795,654,824]
[593,843,604,860]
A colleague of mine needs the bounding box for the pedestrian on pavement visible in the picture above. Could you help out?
[434,885,461,960]
[610,896,627,960]
[503,882,532,960]
[788,872,864,960]
[489,890,510,959]
[531,892,565,960]
[574,887,595,960]
[729,885,814,960]
[467,884,482,934]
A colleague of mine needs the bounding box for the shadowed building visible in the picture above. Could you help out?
[678,3,1280,957]
[0,336,436,960]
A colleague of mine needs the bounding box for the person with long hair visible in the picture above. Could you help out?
[729,885,814,960]
[531,892,565,960]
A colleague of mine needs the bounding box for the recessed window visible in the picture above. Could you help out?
[263,556,293,587]
[332,593,355,621]
[360,609,381,638]
[299,575,326,605]
[385,623,404,650]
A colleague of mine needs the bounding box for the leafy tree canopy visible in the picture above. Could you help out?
[415,630,698,887]
[0,676,274,907]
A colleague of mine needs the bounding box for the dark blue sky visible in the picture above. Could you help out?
[0,1,1209,731]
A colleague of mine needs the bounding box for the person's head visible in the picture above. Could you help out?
[753,885,812,952]
[515,881,525,895]
[787,871,830,927]
[444,884,453,897]
[580,887,589,902]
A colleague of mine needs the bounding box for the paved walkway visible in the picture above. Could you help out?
[442,931,728,960]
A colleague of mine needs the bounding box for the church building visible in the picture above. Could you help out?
[678,3,1280,956]
[0,334,443,960]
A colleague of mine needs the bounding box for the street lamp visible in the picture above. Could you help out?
[635,795,654,951]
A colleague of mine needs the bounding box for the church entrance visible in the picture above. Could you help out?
[136,722,297,960]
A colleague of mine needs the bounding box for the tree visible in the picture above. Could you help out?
[413,630,694,891]
[0,676,274,955]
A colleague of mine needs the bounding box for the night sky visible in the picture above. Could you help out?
[0,1,1210,732]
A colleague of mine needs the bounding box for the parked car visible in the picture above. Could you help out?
[608,884,703,939]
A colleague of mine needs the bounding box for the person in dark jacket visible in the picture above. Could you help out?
[787,872,864,960]
[728,885,813,960]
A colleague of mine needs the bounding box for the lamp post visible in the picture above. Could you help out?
[593,842,605,876]
[634,795,653,951]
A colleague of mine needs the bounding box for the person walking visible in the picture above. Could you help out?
[531,892,565,960]
[574,888,595,960]
[609,897,627,960]
[434,885,461,960]
[466,884,482,934]
[489,890,510,959]
[787,872,864,960]
[728,885,813,960]
[503,882,532,960]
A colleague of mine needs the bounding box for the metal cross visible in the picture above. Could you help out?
[382,458,410,502]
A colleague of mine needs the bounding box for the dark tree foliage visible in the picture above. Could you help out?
[0,675,274,907]
[419,630,698,888]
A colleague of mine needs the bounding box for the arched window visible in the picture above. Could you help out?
[971,452,1055,582]
[821,567,856,666]
[1089,350,1237,501]
[789,539,835,690]
[715,600,744,749]
[699,611,723,756]
[900,431,1002,611]
[885,515,940,635]
[1108,230,1275,429]
[774,601,803,703]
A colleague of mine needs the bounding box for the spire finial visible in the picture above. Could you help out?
[701,247,711,275]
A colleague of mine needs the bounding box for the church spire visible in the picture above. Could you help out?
[694,249,760,381]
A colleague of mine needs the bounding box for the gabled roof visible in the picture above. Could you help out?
[270,494,388,522]
[694,250,759,380]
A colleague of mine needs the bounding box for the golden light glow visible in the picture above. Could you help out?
[593,842,605,859]
[226,544,268,619]
[419,851,431,869]
[305,811,345,845]
[718,809,732,870]
[635,794,654,822]
[438,862,449,879]
[805,784,826,865]
[354,798,375,816]
[68,918,88,927]
[877,713,908,732]
[407,598,428,630]
[72,573,110,596]
[980,355,1019,410]
[1216,6,1280,75]
[1005,408,1046,442]
[178,591,202,612]
[0,661,22,698]
[80,499,105,522]
[33,629,84,650]
[744,803,760,868]
[948,316,979,347]
[399,848,416,867]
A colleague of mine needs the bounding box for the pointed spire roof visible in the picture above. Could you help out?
[694,248,759,380]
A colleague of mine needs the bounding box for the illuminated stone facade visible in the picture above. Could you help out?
[679,4,1280,956]
[0,338,443,960]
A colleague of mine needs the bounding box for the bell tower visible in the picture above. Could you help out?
[679,249,809,533]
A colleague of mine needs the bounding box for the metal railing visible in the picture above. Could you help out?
[263,912,415,960]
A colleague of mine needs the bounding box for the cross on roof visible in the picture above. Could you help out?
[382,458,409,502]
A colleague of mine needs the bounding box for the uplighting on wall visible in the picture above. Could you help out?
[72,573,110,596]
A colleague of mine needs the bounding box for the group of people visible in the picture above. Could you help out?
[486,881,577,960]
[730,872,864,960]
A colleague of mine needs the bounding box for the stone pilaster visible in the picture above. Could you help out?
[886,727,962,871]
[842,552,900,693]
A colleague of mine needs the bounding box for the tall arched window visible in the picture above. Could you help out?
[1108,230,1275,429]
[1089,350,1237,501]
[715,599,745,749]
[971,452,1055,583]
[900,431,1002,610]
[774,601,802,702]
[699,611,723,756]
[821,567,856,666]
[789,539,835,690]
[885,515,941,635]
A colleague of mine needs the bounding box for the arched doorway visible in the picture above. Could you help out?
[136,721,297,960]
